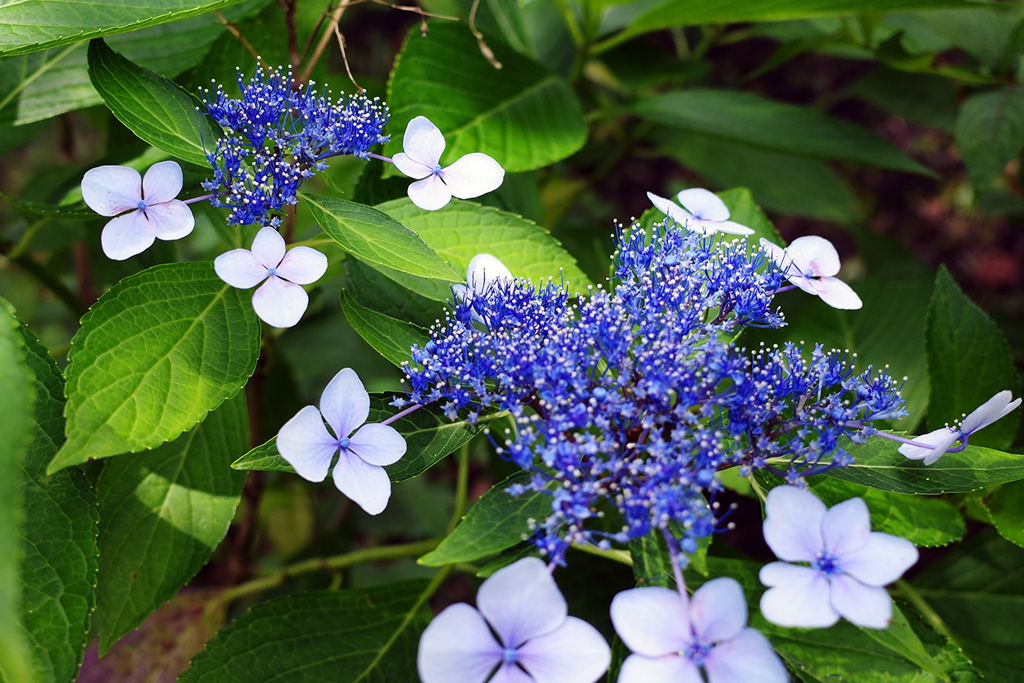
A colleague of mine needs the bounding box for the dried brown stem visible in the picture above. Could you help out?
[333,24,364,93]
[214,10,264,67]
[469,0,502,69]
[299,0,352,84]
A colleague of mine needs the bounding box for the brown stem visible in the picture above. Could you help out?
[299,0,352,84]
[277,0,301,71]
[214,10,263,66]
[72,239,98,310]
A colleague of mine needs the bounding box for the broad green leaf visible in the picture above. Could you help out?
[0,0,250,57]
[94,395,247,653]
[377,198,593,291]
[0,304,34,683]
[845,66,958,131]
[633,90,932,175]
[898,6,1024,71]
[303,193,460,283]
[628,531,672,587]
[88,39,221,168]
[1,192,93,220]
[231,395,504,483]
[342,256,445,328]
[48,262,261,473]
[925,266,1020,449]
[179,581,430,683]
[988,480,1024,549]
[16,323,99,683]
[385,22,586,173]
[717,187,784,247]
[419,472,551,566]
[823,437,1024,494]
[810,478,965,547]
[339,289,428,368]
[954,85,1024,186]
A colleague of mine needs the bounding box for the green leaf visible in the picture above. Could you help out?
[0,304,35,683]
[717,187,784,247]
[16,323,99,683]
[94,394,247,653]
[88,38,221,167]
[339,289,428,368]
[0,0,250,57]
[377,198,593,291]
[419,472,550,566]
[954,85,1024,186]
[48,262,261,473]
[342,256,444,328]
[845,66,958,131]
[633,89,933,175]
[303,193,461,282]
[823,437,1024,494]
[1,192,93,220]
[988,480,1024,549]
[862,604,951,680]
[627,531,672,588]
[385,22,586,173]
[231,395,505,483]
[925,266,1020,449]
[179,581,431,683]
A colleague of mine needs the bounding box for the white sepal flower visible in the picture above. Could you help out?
[899,390,1022,465]
[759,235,862,310]
[393,116,505,211]
[214,227,328,328]
[647,188,754,236]
[81,160,195,261]
[451,253,514,302]
[276,368,406,515]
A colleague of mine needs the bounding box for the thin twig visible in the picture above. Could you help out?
[333,24,364,93]
[299,0,352,84]
[277,0,301,70]
[214,10,263,67]
[468,0,502,69]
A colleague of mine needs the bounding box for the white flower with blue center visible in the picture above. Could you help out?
[759,235,862,310]
[393,116,505,211]
[81,160,195,261]
[898,390,1021,465]
[647,188,754,236]
[759,486,918,629]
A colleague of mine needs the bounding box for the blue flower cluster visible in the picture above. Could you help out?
[200,66,389,225]
[402,223,906,564]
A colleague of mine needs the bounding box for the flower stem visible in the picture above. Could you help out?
[448,443,471,535]
[366,152,394,164]
[381,403,423,426]
[662,528,688,604]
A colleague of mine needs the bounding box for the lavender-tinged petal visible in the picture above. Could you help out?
[609,587,690,657]
[812,277,862,310]
[687,219,721,236]
[713,220,755,236]
[829,574,893,629]
[331,450,392,515]
[490,664,534,683]
[647,191,693,226]
[838,532,918,586]
[785,235,841,278]
[618,654,703,683]
[252,275,309,328]
[276,405,338,482]
[898,427,959,464]
[319,367,370,441]
[676,188,730,222]
[689,578,747,645]
[408,174,453,211]
[477,557,568,648]
[703,628,788,683]
[100,211,154,261]
[214,249,269,289]
[467,253,513,297]
[758,238,788,270]
[144,199,195,241]
[759,562,839,628]
[961,391,1021,434]
[442,153,505,200]
[393,152,434,180]
[517,616,610,683]
[250,227,287,269]
[417,603,503,683]
[82,165,142,216]
[788,274,822,297]
[348,423,407,466]
[820,497,871,558]
[763,486,826,563]
[142,160,184,205]
[276,246,328,285]
[402,115,446,168]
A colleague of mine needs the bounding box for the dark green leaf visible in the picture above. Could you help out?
[339,289,428,368]
[845,66,958,131]
[88,38,221,167]
[48,262,261,473]
[718,187,784,247]
[925,266,1020,449]
[628,531,672,588]
[1,192,93,220]
[94,394,247,653]
[988,480,1024,549]
[954,85,1024,186]
[342,256,444,328]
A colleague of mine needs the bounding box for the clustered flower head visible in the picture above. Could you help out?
[401,218,907,565]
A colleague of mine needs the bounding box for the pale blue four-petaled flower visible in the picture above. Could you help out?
[759,235,862,310]
[417,557,611,683]
[759,486,918,630]
[898,390,1021,465]
[647,188,754,236]
[277,367,406,515]
[81,160,195,261]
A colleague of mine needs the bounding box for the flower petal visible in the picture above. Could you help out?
[839,532,918,586]
[786,235,840,277]
[518,616,611,683]
[408,174,453,211]
[82,165,142,216]
[252,275,309,328]
[142,160,183,205]
[676,188,730,222]
[703,628,788,683]
[467,253,513,297]
[442,153,505,200]
[100,211,155,261]
[647,191,693,226]
[402,115,446,169]
[276,405,338,482]
[477,557,567,648]
[962,390,1021,435]
[392,152,435,180]
[618,654,703,683]
[144,199,195,241]
[276,246,328,285]
[829,574,893,629]
[214,248,269,289]
[898,427,959,464]
[821,497,870,558]
[319,367,370,441]
[713,220,755,236]
[348,423,406,466]
[609,587,690,657]
[687,219,720,236]
[759,562,839,628]
[331,450,392,515]
[417,603,503,683]
[689,577,747,645]
[763,486,825,562]
[250,227,286,269]
[812,277,862,310]
[490,665,533,683]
